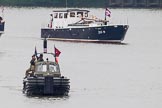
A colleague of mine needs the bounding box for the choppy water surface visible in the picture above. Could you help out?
[0,7,162,108]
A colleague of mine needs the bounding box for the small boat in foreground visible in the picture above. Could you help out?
[41,8,129,43]
[23,60,70,96]
[23,39,70,96]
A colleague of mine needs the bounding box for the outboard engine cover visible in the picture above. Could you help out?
[44,76,53,95]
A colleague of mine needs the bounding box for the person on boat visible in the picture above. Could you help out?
[37,53,44,62]
[49,14,53,28]
[25,55,36,78]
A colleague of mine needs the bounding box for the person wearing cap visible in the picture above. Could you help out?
[25,55,36,78]
[37,54,44,62]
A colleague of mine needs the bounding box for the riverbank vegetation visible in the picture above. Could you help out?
[0,0,107,7]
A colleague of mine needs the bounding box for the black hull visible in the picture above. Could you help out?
[41,25,129,43]
[23,76,70,96]
[0,22,5,36]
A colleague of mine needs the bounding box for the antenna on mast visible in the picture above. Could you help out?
[1,6,4,18]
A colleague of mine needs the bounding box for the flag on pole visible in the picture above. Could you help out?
[55,57,59,64]
[54,46,61,57]
[35,46,37,56]
[105,8,111,17]
[34,46,38,59]
[54,45,61,63]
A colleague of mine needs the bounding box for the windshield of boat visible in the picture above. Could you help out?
[35,62,60,73]
[36,64,47,72]
[49,64,57,72]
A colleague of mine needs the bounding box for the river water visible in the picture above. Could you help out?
[0,7,162,108]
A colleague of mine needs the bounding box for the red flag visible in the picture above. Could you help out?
[55,57,59,63]
[105,8,111,17]
[54,46,61,57]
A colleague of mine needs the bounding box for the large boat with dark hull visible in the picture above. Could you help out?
[41,9,129,43]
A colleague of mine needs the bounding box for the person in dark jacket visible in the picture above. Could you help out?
[25,55,36,78]
[37,54,44,62]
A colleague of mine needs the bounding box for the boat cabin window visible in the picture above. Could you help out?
[85,12,88,17]
[59,13,63,19]
[77,12,83,17]
[70,12,75,17]
[54,13,58,18]
[36,64,47,72]
[36,63,59,72]
[64,13,67,18]
[49,64,57,72]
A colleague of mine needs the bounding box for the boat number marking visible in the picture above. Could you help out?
[98,30,106,34]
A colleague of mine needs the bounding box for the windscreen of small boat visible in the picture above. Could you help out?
[49,64,57,72]
[36,64,47,72]
[36,63,59,73]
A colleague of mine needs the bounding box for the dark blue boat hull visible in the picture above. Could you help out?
[0,22,5,36]
[41,25,129,43]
